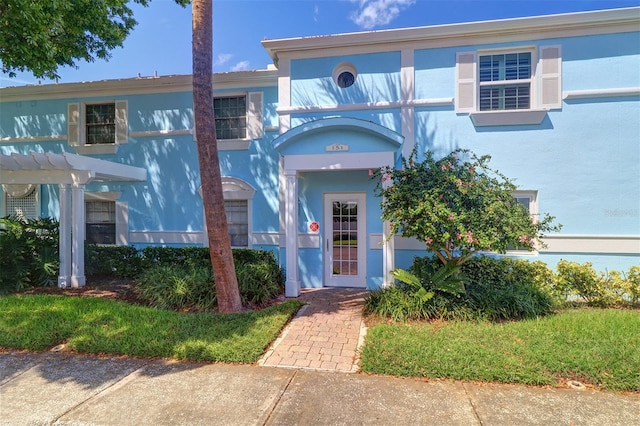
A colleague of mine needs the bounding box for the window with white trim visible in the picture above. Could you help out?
[201,177,255,247]
[456,46,561,126]
[214,96,246,140]
[84,192,127,245]
[85,103,116,144]
[224,199,248,247]
[67,101,128,154]
[86,201,116,245]
[332,63,358,89]
[509,190,539,252]
[211,92,262,150]
[479,52,532,111]
[514,192,537,218]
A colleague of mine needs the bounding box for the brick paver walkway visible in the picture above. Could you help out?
[259,288,368,373]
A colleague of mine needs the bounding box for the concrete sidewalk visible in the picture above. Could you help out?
[1,350,638,425]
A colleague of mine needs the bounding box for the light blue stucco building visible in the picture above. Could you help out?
[1,8,639,295]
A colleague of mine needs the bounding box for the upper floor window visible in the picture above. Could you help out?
[86,103,116,144]
[214,96,247,140]
[479,52,531,111]
[68,101,128,154]
[333,63,358,89]
[211,92,263,150]
[456,46,561,126]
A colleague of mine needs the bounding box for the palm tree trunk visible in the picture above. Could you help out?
[192,0,242,313]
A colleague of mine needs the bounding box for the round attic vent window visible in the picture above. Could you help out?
[333,63,357,89]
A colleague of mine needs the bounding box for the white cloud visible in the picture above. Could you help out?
[349,0,416,30]
[214,53,233,66]
[231,61,250,71]
[314,4,320,22]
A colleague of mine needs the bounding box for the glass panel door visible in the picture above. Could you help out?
[324,193,366,287]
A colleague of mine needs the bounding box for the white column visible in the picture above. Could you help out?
[57,184,72,288]
[284,170,299,297]
[382,220,395,288]
[278,58,291,133]
[401,48,416,158]
[71,183,86,287]
[382,179,395,287]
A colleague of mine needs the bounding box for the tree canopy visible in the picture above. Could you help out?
[0,0,189,80]
[374,149,561,266]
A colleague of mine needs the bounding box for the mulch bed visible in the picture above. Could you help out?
[18,278,288,312]
[19,278,145,306]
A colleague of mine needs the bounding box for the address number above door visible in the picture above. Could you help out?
[325,143,349,152]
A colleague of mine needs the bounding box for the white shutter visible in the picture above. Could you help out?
[539,46,562,110]
[247,92,263,139]
[455,52,476,113]
[67,103,80,146]
[115,100,128,144]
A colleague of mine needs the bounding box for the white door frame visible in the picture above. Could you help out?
[282,151,397,297]
[323,192,367,288]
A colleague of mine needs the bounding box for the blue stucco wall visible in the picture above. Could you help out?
[291,52,401,106]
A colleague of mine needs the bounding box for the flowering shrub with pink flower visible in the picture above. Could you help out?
[374,149,561,266]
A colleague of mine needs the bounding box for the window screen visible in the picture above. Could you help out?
[224,199,248,247]
[86,201,116,244]
[214,96,247,140]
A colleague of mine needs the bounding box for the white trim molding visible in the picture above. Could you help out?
[563,87,640,100]
[470,110,548,126]
[370,233,426,251]
[252,232,281,246]
[277,98,454,115]
[370,234,640,255]
[129,231,205,245]
[129,129,192,139]
[540,235,640,254]
[284,152,395,172]
[0,135,66,144]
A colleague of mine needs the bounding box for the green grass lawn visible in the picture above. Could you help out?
[361,308,640,392]
[0,294,302,363]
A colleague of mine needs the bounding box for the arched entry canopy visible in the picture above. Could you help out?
[0,152,146,288]
[273,117,404,297]
[274,117,403,169]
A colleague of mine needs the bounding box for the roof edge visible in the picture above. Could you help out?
[262,7,640,65]
[0,69,278,101]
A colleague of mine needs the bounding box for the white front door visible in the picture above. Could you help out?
[323,193,366,288]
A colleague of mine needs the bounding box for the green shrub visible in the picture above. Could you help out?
[366,255,556,321]
[556,260,618,307]
[134,265,216,310]
[140,246,210,269]
[623,266,640,304]
[133,248,284,310]
[236,257,285,306]
[462,256,557,320]
[0,216,59,293]
[85,244,141,278]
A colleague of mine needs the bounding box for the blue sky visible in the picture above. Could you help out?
[1,0,638,87]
